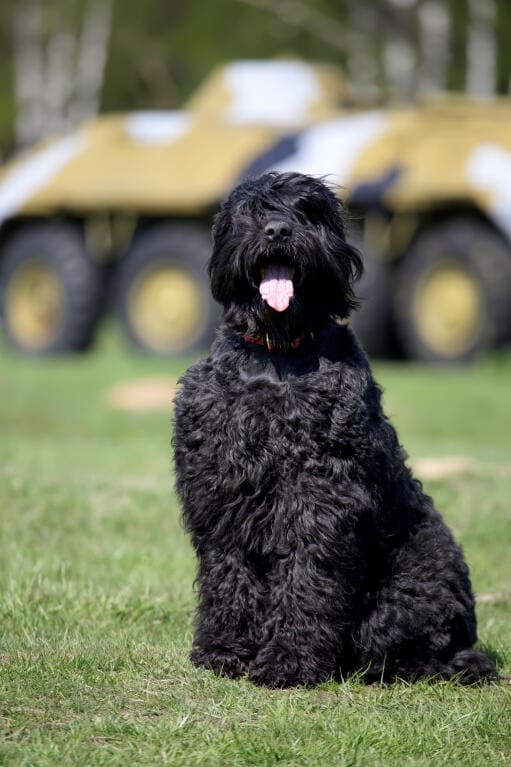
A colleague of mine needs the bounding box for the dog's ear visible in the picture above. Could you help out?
[317,194,364,319]
[208,212,226,304]
[325,236,364,319]
[335,197,364,279]
[208,207,241,305]
[339,238,364,316]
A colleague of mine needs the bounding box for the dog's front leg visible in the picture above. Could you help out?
[191,550,264,679]
[248,546,354,688]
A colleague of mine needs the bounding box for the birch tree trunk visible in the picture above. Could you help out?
[44,31,76,135]
[418,1,450,93]
[70,0,113,124]
[12,0,45,147]
[11,0,113,148]
[345,0,380,101]
[382,0,417,101]
[466,0,496,96]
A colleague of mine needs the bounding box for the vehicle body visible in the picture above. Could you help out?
[247,96,511,361]
[0,60,343,356]
[1,59,511,362]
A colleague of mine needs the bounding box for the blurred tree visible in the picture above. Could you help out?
[466,0,496,95]
[0,0,511,158]
[345,1,380,99]
[418,1,450,93]
[11,0,113,148]
[447,0,468,90]
[496,0,511,93]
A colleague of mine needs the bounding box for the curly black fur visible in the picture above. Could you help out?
[173,172,497,687]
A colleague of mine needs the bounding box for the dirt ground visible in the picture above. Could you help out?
[105,377,177,412]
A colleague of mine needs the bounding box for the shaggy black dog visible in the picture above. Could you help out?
[173,172,496,687]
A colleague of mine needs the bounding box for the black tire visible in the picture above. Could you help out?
[393,219,511,363]
[350,246,395,358]
[0,222,101,354]
[116,222,219,356]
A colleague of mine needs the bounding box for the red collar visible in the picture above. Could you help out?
[241,333,307,351]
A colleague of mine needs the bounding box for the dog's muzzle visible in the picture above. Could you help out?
[264,220,292,242]
[258,220,295,312]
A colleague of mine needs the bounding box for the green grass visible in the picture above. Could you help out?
[1,326,510,766]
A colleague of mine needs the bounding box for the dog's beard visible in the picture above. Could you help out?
[220,241,328,349]
[256,288,305,350]
[214,237,358,349]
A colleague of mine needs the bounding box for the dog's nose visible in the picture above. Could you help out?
[264,220,292,241]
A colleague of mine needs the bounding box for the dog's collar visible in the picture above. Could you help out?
[241,333,308,351]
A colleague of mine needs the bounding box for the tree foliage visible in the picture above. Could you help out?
[0,0,510,157]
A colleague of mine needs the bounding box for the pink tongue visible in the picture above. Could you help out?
[259,264,294,312]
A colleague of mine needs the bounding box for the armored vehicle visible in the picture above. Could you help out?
[1,60,511,362]
[0,60,342,356]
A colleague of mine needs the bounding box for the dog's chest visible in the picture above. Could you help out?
[212,354,342,481]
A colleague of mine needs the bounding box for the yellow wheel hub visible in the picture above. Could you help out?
[5,261,64,350]
[128,264,205,353]
[413,264,483,357]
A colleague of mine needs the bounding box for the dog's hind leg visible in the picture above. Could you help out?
[353,511,497,684]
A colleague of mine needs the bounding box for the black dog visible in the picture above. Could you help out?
[173,172,496,687]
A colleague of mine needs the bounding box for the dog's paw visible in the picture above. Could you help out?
[249,643,329,688]
[190,647,249,679]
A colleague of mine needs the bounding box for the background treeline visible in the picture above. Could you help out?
[0,0,510,156]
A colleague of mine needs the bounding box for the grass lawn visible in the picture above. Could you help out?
[1,326,510,766]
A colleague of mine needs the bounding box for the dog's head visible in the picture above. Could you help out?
[209,172,363,344]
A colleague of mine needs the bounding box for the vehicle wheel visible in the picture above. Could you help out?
[393,219,511,363]
[350,246,395,358]
[116,223,218,355]
[0,222,101,354]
